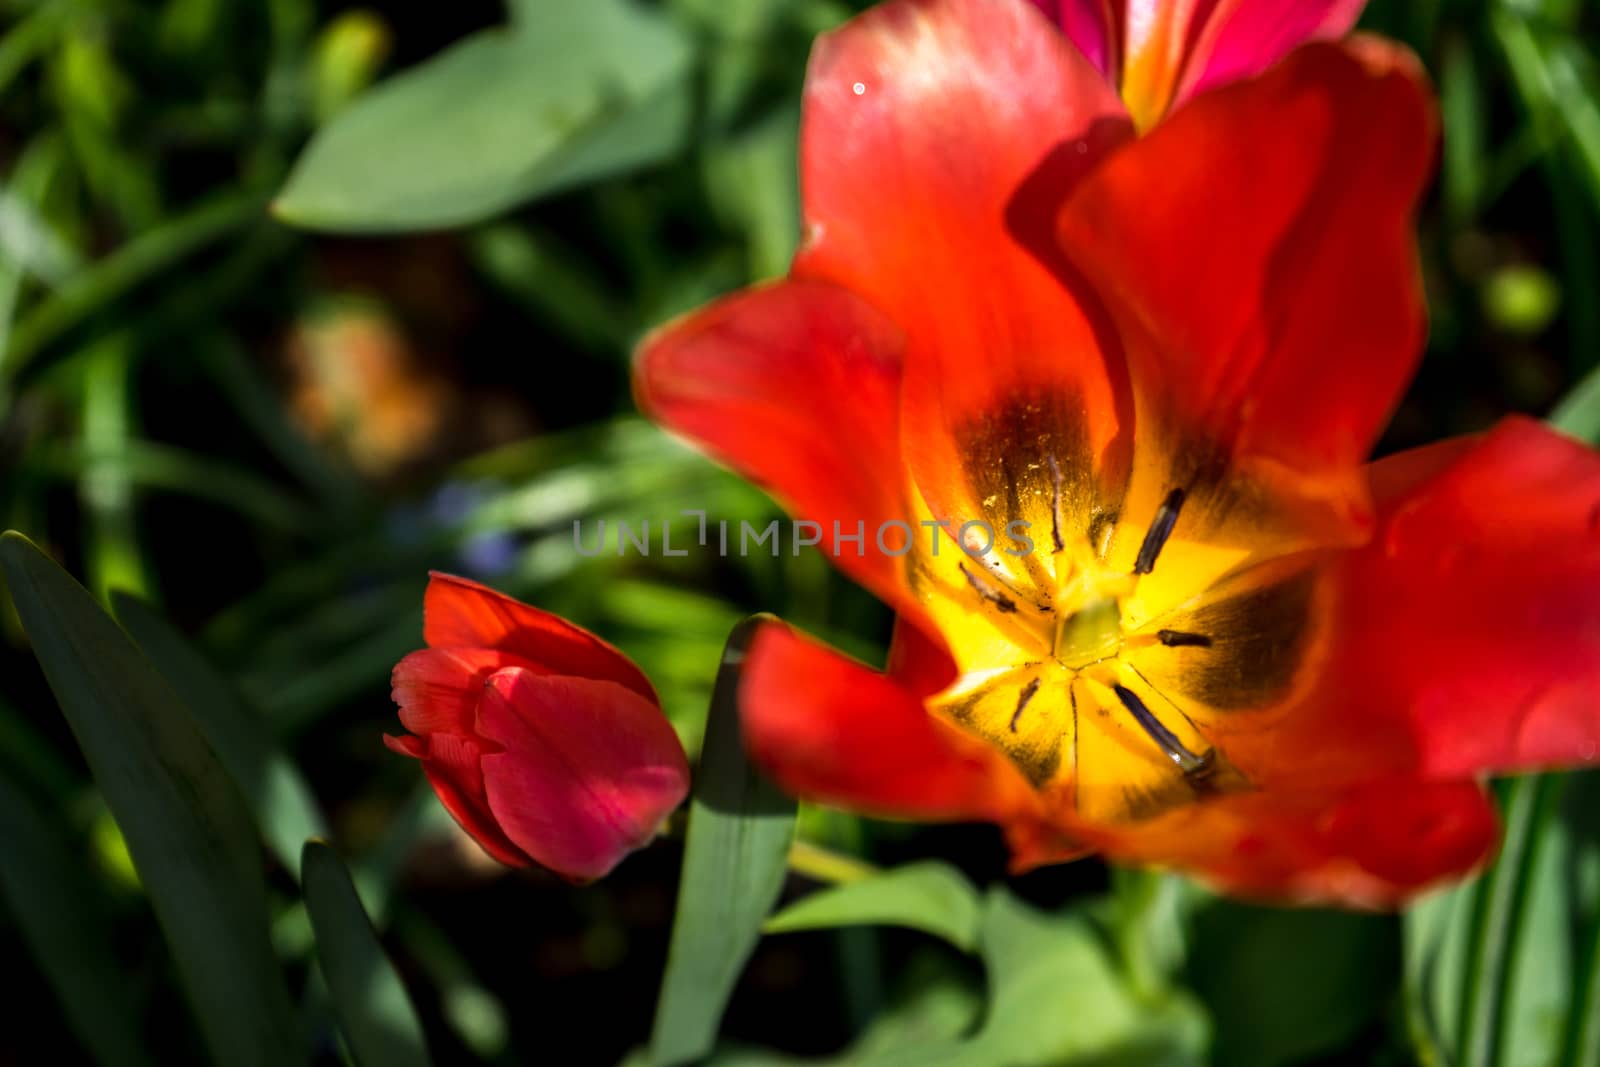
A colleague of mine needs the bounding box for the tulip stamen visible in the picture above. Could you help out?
[1132,487,1186,575]
[960,562,1019,613]
[1046,452,1066,554]
[1156,629,1213,648]
[1010,676,1041,732]
[1111,683,1212,776]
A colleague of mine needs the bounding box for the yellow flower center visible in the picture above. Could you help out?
[907,397,1322,824]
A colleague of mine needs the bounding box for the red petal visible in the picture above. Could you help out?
[422,573,655,701]
[386,729,532,869]
[1316,417,1600,779]
[740,622,1039,823]
[635,281,915,612]
[475,668,690,882]
[1077,778,1498,907]
[1058,40,1433,518]
[885,613,958,698]
[792,0,1135,527]
[382,733,424,758]
[391,646,537,736]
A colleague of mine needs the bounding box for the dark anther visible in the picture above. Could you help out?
[1112,683,1210,775]
[1046,453,1065,553]
[1010,677,1040,732]
[1156,629,1213,648]
[1132,488,1186,575]
[960,563,1018,613]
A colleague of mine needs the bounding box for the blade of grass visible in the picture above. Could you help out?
[302,841,430,1067]
[649,616,797,1067]
[32,437,323,532]
[1,189,264,381]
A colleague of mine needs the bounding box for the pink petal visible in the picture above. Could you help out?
[1178,0,1368,103]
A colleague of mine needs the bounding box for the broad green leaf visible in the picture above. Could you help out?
[959,889,1207,1067]
[815,891,1206,1067]
[0,774,155,1067]
[114,593,329,879]
[0,532,306,1067]
[649,616,798,1067]
[274,0,692,232]
[303,841,431,1067]
[765,862,982,952]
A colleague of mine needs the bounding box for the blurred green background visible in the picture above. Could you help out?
[0,0,1597,1064]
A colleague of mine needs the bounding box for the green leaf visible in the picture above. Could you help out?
[114,593,329,879]
[0,774,156,1067]
[274,0,692,232]
[303,841,431,1067]
[819,892,1206,1067]
[958,889,1207,1067]
[1551,364,1600,443]
[765,862,982,952]
[0,532,306,1067]
[649,616,798,1067]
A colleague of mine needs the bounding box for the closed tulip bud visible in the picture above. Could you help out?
[385,573,690,881]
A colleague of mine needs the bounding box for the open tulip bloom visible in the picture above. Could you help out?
[636,0,1600,905]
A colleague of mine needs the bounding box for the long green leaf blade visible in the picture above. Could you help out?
[0,774,156,1067]
[303,841,431,1067]
[114,593,329,878]
[0,531,305,1067]
[650,616,797,1067]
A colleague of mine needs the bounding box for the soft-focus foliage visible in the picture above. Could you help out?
[1,0,1599,1064]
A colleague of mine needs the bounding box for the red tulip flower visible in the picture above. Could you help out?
[1031,0,1366,127]
[385,573,690,881]
[636,0,1600,905]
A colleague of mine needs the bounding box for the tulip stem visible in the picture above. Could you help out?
[786,840,879,885]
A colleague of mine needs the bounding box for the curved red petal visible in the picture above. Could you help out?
[792,0,1135,529]
[1077,779,1498,907]
[385,729,532,869]
[740,622,1039,823]
[476,669,690,882]
[391,646,537,736]
[422,573,655,701]
[635,280,915,612]
[1315,417,1600,780]
[1058,39,1433,519]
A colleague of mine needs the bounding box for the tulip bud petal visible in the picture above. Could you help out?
[476,668,691,882]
